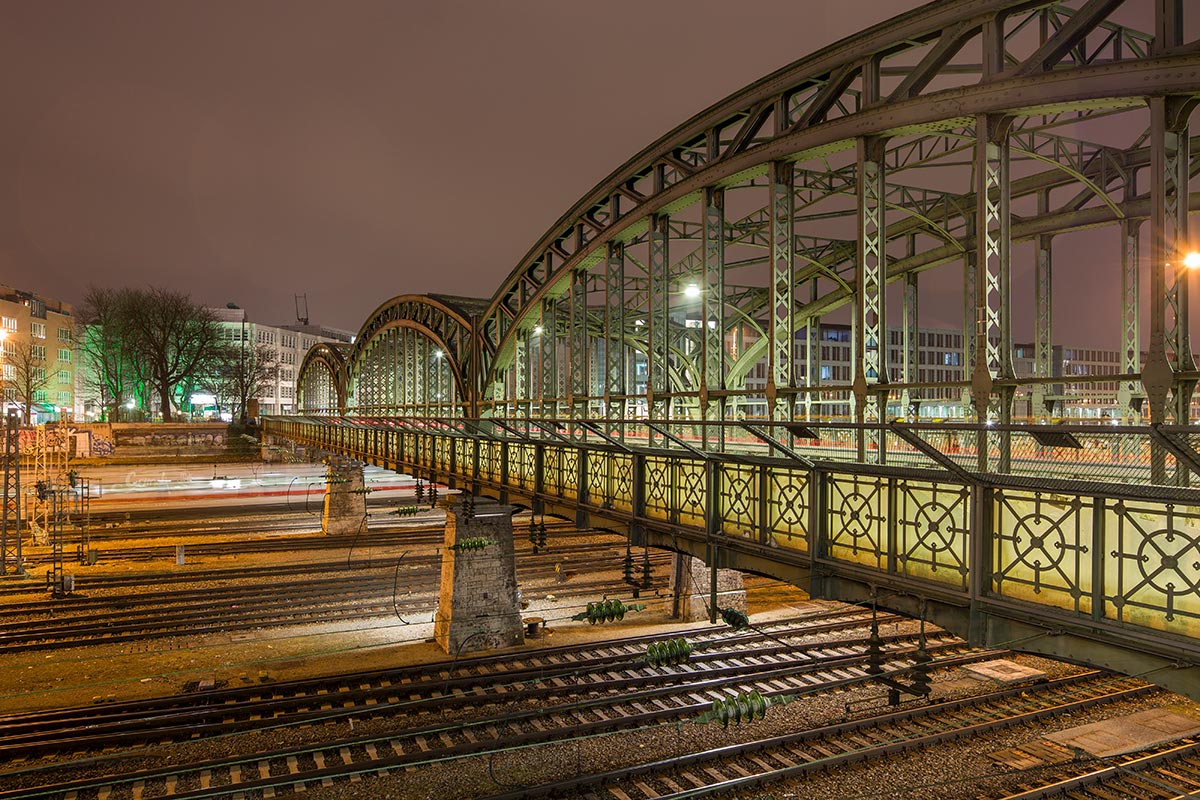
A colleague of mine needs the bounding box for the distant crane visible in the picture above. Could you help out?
[295,295,309,326]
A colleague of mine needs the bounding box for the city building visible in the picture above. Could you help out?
[0,284,75,423]
[738,322,1121,421]
[202,305,354,418]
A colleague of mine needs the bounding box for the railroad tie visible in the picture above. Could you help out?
[229,764,241,786]
[727,762,752,777]
[747,755,776,773]
[680,771,707,788]
[164,775,177,794]
[659,776,684,793]
[606,786,634,800]
[131,780,144,800]
[808,742,838,758]
[438,731,455,747]
[415,735,430,752]
[96,789,112,800]
[633,779,659,798]
[339,746,353,765]
[200,769,212,788]
[703,767,728,783]
[313,752,335,787]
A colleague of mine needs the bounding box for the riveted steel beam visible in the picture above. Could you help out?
[769,161,794,421]
[605,242,626,434]
[1032,192,1053,420]
[1118,217,1141,423]
[855,135,888,462]
[539,298,556,418]
[570,269,588,422]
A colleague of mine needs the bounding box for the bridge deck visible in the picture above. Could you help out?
[264,416,1200,702]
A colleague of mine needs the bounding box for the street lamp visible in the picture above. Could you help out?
[1185,251,1200,270]
[683,283,701,299]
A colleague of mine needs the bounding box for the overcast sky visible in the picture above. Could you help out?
[0,0,1184,351]
[0,0,928,331]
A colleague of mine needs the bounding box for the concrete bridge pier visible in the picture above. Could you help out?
[434,498,524,655]
[321,459,367,536]
[672,553,747,623]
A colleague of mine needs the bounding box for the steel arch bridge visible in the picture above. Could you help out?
[274,0,1200,700]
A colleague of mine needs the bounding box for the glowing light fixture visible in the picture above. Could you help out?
[684,284,701,299]
[534,325,544,335]
[1185,251,1200,270]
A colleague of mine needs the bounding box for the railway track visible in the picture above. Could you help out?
[0,614,1001,798]
[993,738,1200,799]
[0,611,887,759]
[0,552,671,654]
[481,671,1158,800]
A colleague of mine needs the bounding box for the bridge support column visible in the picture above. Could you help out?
[671,554,746,623]
[321,459,366,536]
[434,499,524,655]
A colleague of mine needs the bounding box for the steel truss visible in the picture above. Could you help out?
[292,1,1200,488]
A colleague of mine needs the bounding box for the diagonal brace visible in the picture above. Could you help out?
[1148,424,1200,479]
[740,424,814,468]
[888,422,980,485]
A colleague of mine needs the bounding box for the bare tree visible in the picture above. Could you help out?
[126,287,224,422]
[2,337,51,424]
[77,287,139,421]
[213,341,279,424]
[78,286,224,422]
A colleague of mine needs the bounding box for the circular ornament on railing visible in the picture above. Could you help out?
[1136,528,1200,595]
[1010,513,1068,572]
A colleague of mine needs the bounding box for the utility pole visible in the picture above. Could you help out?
[1,408,22,575]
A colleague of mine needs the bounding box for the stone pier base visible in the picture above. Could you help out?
[673,554,747,622]
[321,459,367,536]
[434,499,524,655]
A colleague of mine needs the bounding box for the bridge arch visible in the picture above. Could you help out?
[471,0,1200,437]
[297,343,349,415]
[343,294,483,418]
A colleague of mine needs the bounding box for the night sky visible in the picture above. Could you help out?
[0,0,928,330]
[0,1,1185,349]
